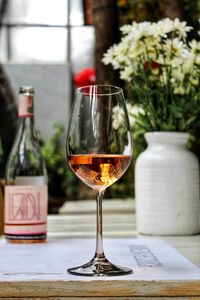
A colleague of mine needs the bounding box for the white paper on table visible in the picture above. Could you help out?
[0,238,199,281]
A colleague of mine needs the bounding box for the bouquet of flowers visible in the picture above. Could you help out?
[103,18,200,133]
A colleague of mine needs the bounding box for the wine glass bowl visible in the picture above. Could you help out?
[68,154,131,191]
[66,85,133,276]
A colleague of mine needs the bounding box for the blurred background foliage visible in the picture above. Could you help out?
[39,124,78,212]
[0,0,200,205]
[118,0,200,30]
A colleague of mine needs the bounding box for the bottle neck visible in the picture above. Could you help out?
[18,116,36,139]
[18,93,34,118]
[18,92,36,136]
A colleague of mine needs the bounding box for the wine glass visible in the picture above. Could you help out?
[66,85,133,276]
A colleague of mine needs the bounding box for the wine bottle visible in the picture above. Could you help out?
[4,86,48,243]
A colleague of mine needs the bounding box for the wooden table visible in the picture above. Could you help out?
[1,199,200,299]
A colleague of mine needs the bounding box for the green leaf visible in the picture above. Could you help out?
[185,116,197,126]
[169,105,183,118]
[161,123,176,131]
[178,119,186,131]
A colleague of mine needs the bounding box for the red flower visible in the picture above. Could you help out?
[144,61,163,76]
[73,68,96,88]
[144,61,160,71]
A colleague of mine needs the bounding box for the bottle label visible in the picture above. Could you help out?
[18,95,34,117]
[15,176,45,185]
[4,185,47,235]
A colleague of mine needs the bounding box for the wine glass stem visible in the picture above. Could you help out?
[95,189,105,259]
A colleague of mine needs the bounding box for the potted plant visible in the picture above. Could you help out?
[103,18,200,235]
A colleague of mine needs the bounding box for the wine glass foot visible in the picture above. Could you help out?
[67,256,132,276]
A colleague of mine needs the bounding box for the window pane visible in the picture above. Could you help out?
[8,27,67,62]
[5,0,67,25]
[71,27,94,72]
[3,0,84,26]
[0,28,8,61]
[70,0,84,25]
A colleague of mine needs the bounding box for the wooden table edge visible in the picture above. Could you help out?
[0,279,200,297]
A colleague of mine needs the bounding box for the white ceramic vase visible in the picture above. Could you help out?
[135,132,200,235]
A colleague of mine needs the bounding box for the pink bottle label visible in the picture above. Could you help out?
[18,95,34,117]
[4,186,47,235]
